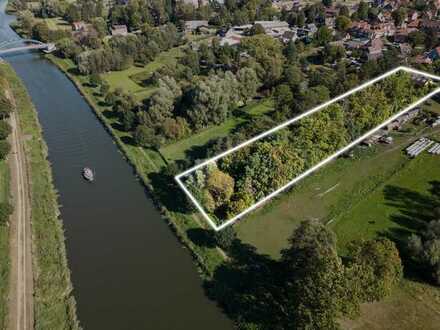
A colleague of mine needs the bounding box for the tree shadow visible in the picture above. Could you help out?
[148,168,193,213]
[382,181,440,279]
[120,135,136,146]
[204,239,286,329]
[186,228,216,248]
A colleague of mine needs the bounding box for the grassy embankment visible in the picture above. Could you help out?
[0,63,80,329]
[0,159,10,329]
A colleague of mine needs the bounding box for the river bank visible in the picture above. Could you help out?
[0,62,80,329]
[46,54,227,277]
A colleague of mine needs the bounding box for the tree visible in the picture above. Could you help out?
[357,1,369,20]
[339,5,349,17]
[0,121,11,140]
[322,0,332,7]
[281,220,348,329]
[408,220,440,284]
[89,73,102,87]
[249,23,265,35]
[0,140,10,160]
[315,26,333,46]
[214,226,236,250]
[236,67,261,103]
[335,15,351,32]
[346,239,403,301]
[274,84,293,117]
[0,94,13,119]
[0,202,13,225]
[133,125,161,149]
[100,81,110,96]
[205,168,235,210]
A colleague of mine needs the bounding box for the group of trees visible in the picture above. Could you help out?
[73,23,182,74]
[184,72,431,220]
[209,219,403,329]
[104,60,261,148]
[408,219,440,284]
[0,79,13,226]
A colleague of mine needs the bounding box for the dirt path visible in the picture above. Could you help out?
[6,89,33,329]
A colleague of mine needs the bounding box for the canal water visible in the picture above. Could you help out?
[0,2,232,329]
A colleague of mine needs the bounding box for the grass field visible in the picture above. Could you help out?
[0,63,80,329]
[0,160,10,329]
[339,279,440,330]
[160,99,274,162]
[235,118,440,257]
[332,145,440,250]
[102,47,184,101]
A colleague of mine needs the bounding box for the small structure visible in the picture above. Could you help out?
[111,25,128,36]
[406,138,434,158]
[184,20,209,32]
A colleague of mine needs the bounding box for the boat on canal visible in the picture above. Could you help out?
[82,167,94,181]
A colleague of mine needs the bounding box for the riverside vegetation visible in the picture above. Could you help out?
[0,63,80,329]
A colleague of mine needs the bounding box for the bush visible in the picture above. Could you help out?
[0,140,10,160]
[0,202,13,225]
[0,120,11,139]
[214,226,237,250]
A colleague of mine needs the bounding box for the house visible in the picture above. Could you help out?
[421,19,440,31]
[220,35,242,46]
[349,21,373,38]
[367,37,384,60]
[414,54,433,65]
[72,21,87,32]
[182,0,209,7]
[407,9,419,22]
[184,20,209,32]
[254,21,290,32]
[345,38,369,49]
[394,28,409,43]
[111,25,128,36]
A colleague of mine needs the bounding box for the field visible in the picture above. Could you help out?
[0,160,10,329]
[233,99,440,329]
[101,47,184,101]
[160,99,274,162]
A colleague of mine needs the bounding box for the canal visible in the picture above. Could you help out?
[0,2,232,329]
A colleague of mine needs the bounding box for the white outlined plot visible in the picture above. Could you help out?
[175,66,440,231]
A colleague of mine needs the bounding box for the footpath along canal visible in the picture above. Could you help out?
[0,1,232,328]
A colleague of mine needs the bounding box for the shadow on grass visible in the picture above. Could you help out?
[381,181,440,280]
[148,167,193,214]
[187,228,216,248]
[204,240,286,329]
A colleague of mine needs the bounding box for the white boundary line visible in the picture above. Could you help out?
[175,66,440,231]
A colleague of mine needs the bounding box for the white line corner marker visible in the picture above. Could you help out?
[175,66,440,231]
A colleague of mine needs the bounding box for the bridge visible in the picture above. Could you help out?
[0,39,55,55]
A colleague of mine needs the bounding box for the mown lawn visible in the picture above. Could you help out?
[332,150,440,251]
[0,160,9,329]
[160,99,274,162]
